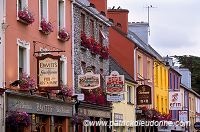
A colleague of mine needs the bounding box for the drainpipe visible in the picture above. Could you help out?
[2,0,6,132]
[71,0,76,132]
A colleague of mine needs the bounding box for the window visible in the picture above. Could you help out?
[17,0,28,11]
[155,64,158,86]
[147,59,152,81]
[160,67,163,89]
[39,0,48,21]
[127,127,131,132]
[127,86,132,103]
[138,55,142,77]
[174,75,176,90]
[99,25,103,44]
[81,61,86,74]
[157,96,159,111]
[81,13,85,32]
[60,56,67,85]
[170,72,172,90]
[17,38,30,78]
[19,47,24,74]
[90,19,94,38]
[165,99,167,113]
[161,98,163,113]
[58,0,65,29]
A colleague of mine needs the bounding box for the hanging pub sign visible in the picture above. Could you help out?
[37,54,60,91]
[169,91,182,110]
[106,71,124,94]
[136,85,152,105]
[78,71,100,89]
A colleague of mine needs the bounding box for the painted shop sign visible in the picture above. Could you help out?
[179,110,188,122]
[78,71,100,89]
[107,94,123,102]
[7,94,72,117]
[169,91,182,110]
[136,85,152,105]
[114,113,123,123]
[37,54,60,90]
[106,71,124,94]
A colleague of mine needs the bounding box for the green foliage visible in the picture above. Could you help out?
[174,55,200,94]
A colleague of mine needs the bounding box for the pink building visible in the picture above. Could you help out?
[1,0,73,131]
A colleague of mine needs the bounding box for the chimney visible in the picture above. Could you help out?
[107,7,129,34]
[88,0,107,16]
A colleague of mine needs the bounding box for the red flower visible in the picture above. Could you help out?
[58,28,70,41]
[18,8,34,24]
[40,18,53,34]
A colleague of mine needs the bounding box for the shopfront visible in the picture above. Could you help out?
[6,91,73,132]
[77,102,111,132]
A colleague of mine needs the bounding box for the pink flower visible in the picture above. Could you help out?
[40,18,53,34]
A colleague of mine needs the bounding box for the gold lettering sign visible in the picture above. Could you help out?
[37,55,60,90]
[78,71,100,89]
[136,85,152,105]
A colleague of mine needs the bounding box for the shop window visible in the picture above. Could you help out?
[60,56,67,85]
[99,25,105,45]
[17,38,30,78]
[160,67,163,89]
[81,13,85,32]
[90,19,94,38]
[39,0,48,21]
[58,0,65,29]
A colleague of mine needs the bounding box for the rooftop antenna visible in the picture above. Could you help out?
[145,5,157,36]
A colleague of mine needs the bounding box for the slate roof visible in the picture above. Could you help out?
[109,57,137,84]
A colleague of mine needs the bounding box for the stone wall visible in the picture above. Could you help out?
[73,4,109,92]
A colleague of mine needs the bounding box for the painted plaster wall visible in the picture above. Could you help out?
[0,0,4,88]
[5,0,72,88]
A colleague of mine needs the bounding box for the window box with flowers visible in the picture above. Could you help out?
[17,8,34,25]
[40,18,53,35]
[19,72,36,93]
[80,32,88,50]
[6,111,31,131]
[58,28,70,42]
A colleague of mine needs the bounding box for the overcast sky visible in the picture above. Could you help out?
[108,0,200,57]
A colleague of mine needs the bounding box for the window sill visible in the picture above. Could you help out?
[17,17,30,25]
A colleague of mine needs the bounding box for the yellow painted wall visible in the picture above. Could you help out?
[154,61,169,114]
[189,92,196,132]
[112,81,136,132]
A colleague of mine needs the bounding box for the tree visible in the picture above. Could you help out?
[174,55,200,94]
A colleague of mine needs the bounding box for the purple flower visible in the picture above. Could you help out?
[40,18,53,34]
[19,72,36,90]
[58,28,70,41]
[18,8,34,24]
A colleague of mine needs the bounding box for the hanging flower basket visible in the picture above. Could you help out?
[19,72,36,91]
[40,18,53,35]
[18,8,34,25]
[6,111,31,128]
[58,28,70,41]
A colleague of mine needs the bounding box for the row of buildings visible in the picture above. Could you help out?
[0,0,199,132]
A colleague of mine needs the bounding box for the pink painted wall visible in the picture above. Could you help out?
[5,0,72,88]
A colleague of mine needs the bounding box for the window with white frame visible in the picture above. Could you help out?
[17,38,30,78]
[147,59,152,81]
[127,85,132,103]
[58,0,65,29]
[39,0,48,21]
[17,0,28,11]
[60,56,67,85]
[137,55,142,77]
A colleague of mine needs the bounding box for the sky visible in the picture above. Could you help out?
[108,0,200,57]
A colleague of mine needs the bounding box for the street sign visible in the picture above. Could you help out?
[107,94,123,102]
[73,94,84,101]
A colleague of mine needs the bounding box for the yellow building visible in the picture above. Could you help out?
[154,61,169,114]
[110,58,137,132]
[112,80,136,132]
[189,90,196,132]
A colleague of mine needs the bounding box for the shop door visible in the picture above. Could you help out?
[35,115,48,132]
[54,116,64,132]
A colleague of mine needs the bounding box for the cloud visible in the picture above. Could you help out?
[108,0,200,57]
